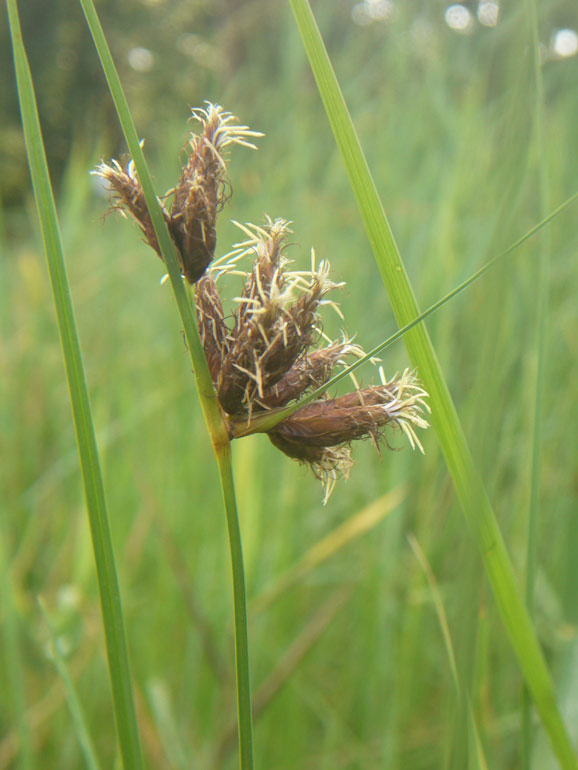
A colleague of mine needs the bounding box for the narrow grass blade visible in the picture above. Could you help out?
[77,3,254,767]
[522,0,552,765]
[38,600,102,770]
[408,534,489,770]
[216,446,254,770]
[288,1,577,767]
[524,0,551,625]
[5,2,144,768]
[250,486,405,615]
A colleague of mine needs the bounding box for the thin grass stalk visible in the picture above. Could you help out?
[5,1,144,768]
[77,2,254,766]
[288,1,577,767]
[408,534,489,770]
[38,600,103,770]
[216,447,254,770]
[521,0,552,766]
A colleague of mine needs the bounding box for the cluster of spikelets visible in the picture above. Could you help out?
[95,104,430,501]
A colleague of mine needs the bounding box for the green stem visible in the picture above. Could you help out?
[522,0,551,766]
[217,445,254,770]
[78,3,254,766]
[77,0,221,439]
[6,1,143,767]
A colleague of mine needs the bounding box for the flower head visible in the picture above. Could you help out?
[197,218,430,501]
[95,105,429,502]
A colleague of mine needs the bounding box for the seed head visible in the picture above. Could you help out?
[204,219,344,415]
[95,105,429,501]
[196,219,430,501]
[93,154,165,258]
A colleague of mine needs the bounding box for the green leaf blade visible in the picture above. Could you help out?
[77,3,255,767]
[289,1,577,767]
[6,2,144,768]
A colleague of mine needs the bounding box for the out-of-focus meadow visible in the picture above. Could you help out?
[1,1,577,768]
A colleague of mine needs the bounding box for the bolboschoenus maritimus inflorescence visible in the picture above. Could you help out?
[95,103,430,501]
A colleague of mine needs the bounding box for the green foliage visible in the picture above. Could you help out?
[2,1,577,769]
[289,0,576,765]
[5,1,144,767]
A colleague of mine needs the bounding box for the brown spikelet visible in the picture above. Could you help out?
[260,341,364,407]
[93,104,263,283]
[94,158,166,258]
[217,219,291,413]
[264,370,429,502]
[216,220,344,414]
[196,216,429,501]
[268,371,430,455]
[195,274,229,383]
[166,106,230,282]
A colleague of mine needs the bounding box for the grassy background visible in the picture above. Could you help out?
[2,2,577,768]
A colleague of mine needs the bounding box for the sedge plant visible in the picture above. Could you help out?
[8,0,578,767]
[93,102,432,767]
[5,1,144,768]
[10,0,429,764]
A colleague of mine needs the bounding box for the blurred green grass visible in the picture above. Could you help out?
[2,3,577,768]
